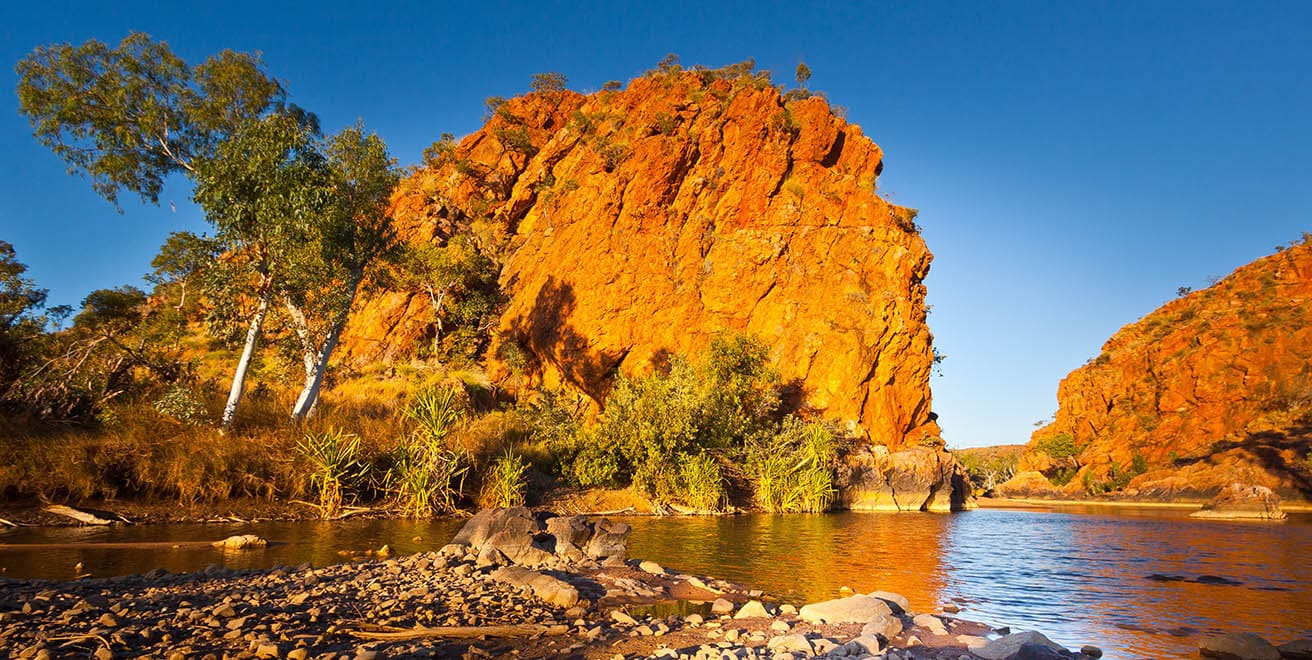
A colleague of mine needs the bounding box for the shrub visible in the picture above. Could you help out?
[530,72,567,94]
[676,453,725,511]
[1034,432,1079,459]
[748,417,838,513]
[404,387,464,442]
[388,386,470,516]
[153,385,207,425]
[552,334,780,509]
[386,434,469,517]
[297,428,368,518]
[481,450,530,508]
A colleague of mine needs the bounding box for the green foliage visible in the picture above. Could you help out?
[601,80,624,92]
[422,133,457,169]
[484,96,507,120]
[1131,452,1149,475]
[748,417,839,513]
[530,72,567,94]
[0,241,50,393]
[16,32,284,207]
[482,450,530,508]
[1034,432,1079,460]
[153,385,207,425]
[386,387,470,516]
[553,334,780,509]
[1049,466,1078,487]
[652,112,676,136]
[676,453,726,511]
[297,428,368,517]
[147,232,219,310]
[956,449,1019,493]
[386,432,469,517]
[494,126,537,156]
[795,63,812,88]
[404,387,465,442]
[74,286,146,331]
[389,234,501,362]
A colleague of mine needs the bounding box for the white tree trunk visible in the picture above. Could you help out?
[220,276,273,431]
[290,269,365,422]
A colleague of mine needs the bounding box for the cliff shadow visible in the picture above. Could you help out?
[1179,417,1312,498]
[506,277,626,402]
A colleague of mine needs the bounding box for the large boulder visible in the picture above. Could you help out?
[799,593,895,625]
[1190,483,1287,520]
[836,445,973,511]
[583,518,631,563]
[449,507,555,566]
[449,508,629,568]
[976,631,1067,660]
[544,515,593,561]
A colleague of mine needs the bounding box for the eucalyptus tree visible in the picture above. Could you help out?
[192,111,331,429]
[282,122,400,422]
[16,32,284,207]
[148,231,220,310]
[16,33,325,428]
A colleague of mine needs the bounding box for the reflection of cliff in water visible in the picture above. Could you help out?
[622,513,949,613]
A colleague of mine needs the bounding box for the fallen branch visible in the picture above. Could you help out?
[289,500,376,520]
[585,506,635,516]
[48,632,111,651]
[43,505,129,526]
[341,622,570,641]
[0,517,19,527]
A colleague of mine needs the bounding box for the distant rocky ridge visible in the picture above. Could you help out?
[1004,239,1312,504]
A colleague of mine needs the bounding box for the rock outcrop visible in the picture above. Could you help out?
[1189,483,1287,520]
[342,65,939,448]
[1009,239,1312,503]
[836,445,972,512]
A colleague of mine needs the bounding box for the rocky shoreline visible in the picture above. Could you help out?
[4,507,1307,659]
[1,507,1109,660]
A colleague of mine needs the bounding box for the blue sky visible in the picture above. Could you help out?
[1,1,1308,447]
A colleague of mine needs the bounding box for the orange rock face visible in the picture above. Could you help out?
[343,70,939,447]
[1016,240,1312,502]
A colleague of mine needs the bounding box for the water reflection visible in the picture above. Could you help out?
[622,513,949,612]
[1,509,1308,659]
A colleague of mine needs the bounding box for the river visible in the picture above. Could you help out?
[1,506,1307,658]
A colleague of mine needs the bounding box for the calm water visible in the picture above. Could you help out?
[1,508,1308,658]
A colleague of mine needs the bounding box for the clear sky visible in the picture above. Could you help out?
[1,1,1308,448]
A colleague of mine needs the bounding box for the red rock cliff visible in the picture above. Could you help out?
[1015,239,1312,502]
[343,69,940,448]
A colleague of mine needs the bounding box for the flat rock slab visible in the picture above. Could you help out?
[490,566,580,609]
[799,593,894,624]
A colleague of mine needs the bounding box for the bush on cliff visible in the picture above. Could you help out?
[550,335,780,506]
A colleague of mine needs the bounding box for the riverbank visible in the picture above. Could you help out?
[0,519,1103,660]
[977,496,1312,513]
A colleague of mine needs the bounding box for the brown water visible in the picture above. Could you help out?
[2,508,1308,658]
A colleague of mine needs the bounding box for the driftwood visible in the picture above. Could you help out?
[0,540,238,551]
[342,622,570,640]
[0,517,18,527]
[290,500,376,520]
[668,504,741,516]
[43,504,129,526]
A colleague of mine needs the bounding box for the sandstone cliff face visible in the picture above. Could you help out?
[344,69,940,448]
[1016,239,1312,502]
